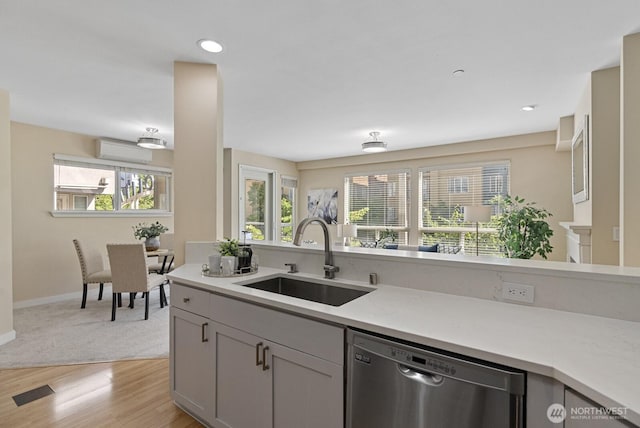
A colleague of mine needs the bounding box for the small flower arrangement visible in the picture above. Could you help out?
[133,221,169,240]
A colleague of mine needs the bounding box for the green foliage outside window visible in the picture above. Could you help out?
[281,195,293,242]
[95,194,113,211]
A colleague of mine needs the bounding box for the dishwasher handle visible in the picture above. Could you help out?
[397,364,445,387]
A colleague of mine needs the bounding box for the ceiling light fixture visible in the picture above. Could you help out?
[521,104,536,111]
[198,39,223,53]
[362,131,387,153]
[137,127,167,149]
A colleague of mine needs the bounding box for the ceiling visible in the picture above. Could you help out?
[2,1,640,162]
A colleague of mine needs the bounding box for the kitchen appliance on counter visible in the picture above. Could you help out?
[346,329,525,428]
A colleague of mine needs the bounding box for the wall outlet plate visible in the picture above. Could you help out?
[502,282,535,304]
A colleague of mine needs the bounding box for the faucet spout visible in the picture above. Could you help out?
[293,217,339,279]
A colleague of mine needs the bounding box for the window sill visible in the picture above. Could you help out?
[50,211,173,218]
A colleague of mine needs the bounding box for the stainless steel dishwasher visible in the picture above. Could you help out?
[346,329,525,428]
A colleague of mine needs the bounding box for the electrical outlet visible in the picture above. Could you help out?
[502,282,535,304]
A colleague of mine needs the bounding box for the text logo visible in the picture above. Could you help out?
[547,403,567,423]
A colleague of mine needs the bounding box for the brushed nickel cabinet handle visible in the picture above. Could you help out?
[256,342,263,366]
[201,323,209,342]
[262,346,270,371]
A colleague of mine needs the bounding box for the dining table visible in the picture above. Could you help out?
[146,249,175,274]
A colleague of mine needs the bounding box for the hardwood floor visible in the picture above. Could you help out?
[0,358,202,428]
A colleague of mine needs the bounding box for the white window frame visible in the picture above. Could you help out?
[280,175,297,243]
[418,160,510,255]
[344,169,411,244]
[52,154,173,217]
[239,165,276,241]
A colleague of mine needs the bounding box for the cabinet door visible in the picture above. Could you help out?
[270,341,344,428]
[170,307,215,424]
[213,322,271,428]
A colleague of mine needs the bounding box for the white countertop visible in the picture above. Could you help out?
[168,264,640,425]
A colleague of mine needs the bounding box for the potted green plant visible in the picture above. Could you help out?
[133,221,169,251]
[218,238,239,275]
[494,195,553,259]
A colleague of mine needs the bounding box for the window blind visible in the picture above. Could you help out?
[344,170,410,244]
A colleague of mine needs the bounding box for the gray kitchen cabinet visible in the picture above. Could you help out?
[170,284,215,425]
[211,321,343,428]
[170,282,344,428]
[212,322,270,428]
[170,306,215,425]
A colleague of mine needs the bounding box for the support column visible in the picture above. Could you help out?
[620,33,640,266]
[173,62,224,265]
[0,89,15,345]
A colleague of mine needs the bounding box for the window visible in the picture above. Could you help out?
[53,155,172,215]
[448,176,469,193]
[419,162,510,256]
[344,170,410,245]
[280,176,297,242]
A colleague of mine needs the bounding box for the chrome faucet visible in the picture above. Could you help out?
[293,217,339,279]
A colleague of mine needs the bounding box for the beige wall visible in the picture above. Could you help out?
[0,90,13,341]
[621,33,640,266]
[173,62,223,265]
[572,79,592,225]
[591,67,620,265]
[297,131,572,261]
[11,122,174,303]
[224,148,299,239]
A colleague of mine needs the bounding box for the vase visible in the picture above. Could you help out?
[220,256,237,276]
[145,236,160,251]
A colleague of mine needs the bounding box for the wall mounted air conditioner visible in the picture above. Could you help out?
[96,139,152,164]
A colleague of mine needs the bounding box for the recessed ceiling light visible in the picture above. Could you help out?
[198,39,223,53]
[521,105,536,111]
[452,69,465,77]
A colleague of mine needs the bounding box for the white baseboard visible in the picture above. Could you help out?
[13,285,114,309]
[0,329,16,346]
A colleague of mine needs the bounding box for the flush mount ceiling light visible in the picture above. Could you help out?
[521,104,537,111]
[197,39,223,53]
[137,127,167,149]
[362,131,388,153]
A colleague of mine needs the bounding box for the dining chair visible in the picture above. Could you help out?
[73,239,112,309]
[147,232,175,274]
[107,243,168,321]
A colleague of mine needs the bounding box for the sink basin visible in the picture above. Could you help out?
[239,276,372,306]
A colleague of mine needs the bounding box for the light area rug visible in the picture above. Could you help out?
[0,286,170,369]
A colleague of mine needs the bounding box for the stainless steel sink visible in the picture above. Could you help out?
[239,276,372,306]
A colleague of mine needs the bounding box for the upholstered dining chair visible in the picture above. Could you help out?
[107,243,168,321]
[73,239,112,309]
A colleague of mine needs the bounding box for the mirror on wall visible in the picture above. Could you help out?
[572,114,589,204]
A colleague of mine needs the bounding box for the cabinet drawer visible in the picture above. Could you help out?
[171,283,211,316]
[210,293,344,365]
